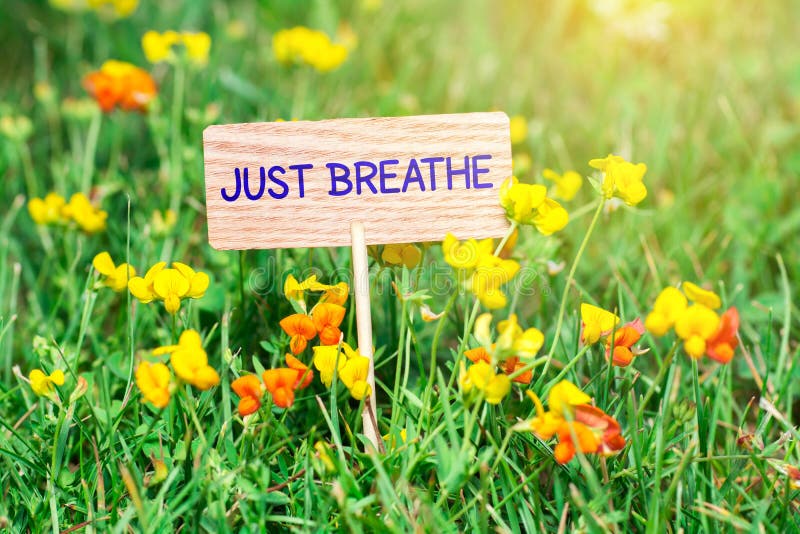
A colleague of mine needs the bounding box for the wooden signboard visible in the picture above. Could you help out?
[203,112,512,450]
[203,112,511,250]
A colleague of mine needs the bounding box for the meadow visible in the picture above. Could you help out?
[1,0,799,532]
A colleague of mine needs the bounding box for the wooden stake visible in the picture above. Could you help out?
[350,221,381,451]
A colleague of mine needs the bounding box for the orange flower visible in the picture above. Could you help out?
[231,375,262,416]
[605,318,645,367]
[279,314,317,354]
[286,353,314,389]
[501,356,532,384]
[553,405,626,464]
[83,60,157,113]
[312,303,346,345]
[262,368,301,409]
[705,307,739,363]
[464,347,491,364]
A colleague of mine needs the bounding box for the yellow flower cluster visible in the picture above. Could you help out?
[273,26,349,72]
[442,233,520,309]
[136,330,220,408]
[128,261,209,314]
[588,154,648,206]
[142,30,212,66]
[313,342,372,400]
[28,192,107,234]
[645,282,740,362]
[500,176,569,235]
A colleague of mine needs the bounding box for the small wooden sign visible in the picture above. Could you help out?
[202,112,511,249]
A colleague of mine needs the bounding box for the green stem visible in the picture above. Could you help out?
[18,143,39,198]
[168,62,186,215]
[390,291,409,433]
[541,199,605,377]
[80,109,101,192]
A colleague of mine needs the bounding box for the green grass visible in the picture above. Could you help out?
[1,0,800,531]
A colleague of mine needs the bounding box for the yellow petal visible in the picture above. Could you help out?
[153,269,190,300]
[92,251,116,276]
[682,282,721,310]
[128,277,156,303]
[548,380,591,417]
[533,198,569,235]
[484,374,511,404]
[187,272,210,299]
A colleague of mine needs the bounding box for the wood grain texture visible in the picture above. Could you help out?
[203,112,511,249]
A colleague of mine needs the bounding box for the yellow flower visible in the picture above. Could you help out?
[339,355,372,400]
[500,177,568,233]
[469,257,520,309]
[155,330,219,390]
[151,209,177,235]
[273,26,348,72]
[499,176,547,224]
[142,30,181,63]
[442,233,491,271]
[128,261,167,304]
[88,0,138,17]
[509,115,528,145]
[547,380,592,417]
[319,282,350,306]
[153,268,190,314]
[129,261,209,314]
[674,305,720,359]
[474,313,494,347]
[182,32,212,65]
[29,369,65,397]
[142,30,211,66]
[135,361,171,408]
[542,169,582,201]
[312,345,346,387]
[283,274,332,302]
[61,193,107,234]
[580,303,620,344]
[92,252,136,292]
[682,282,721,310]
[588,154,647,206]
[381,243,422,269]
[172,262,210,299]
[459,361,511,405]
[28,192,66,225]
[532,198,569,236]
[644,287,687,336]
[514,326,545,359]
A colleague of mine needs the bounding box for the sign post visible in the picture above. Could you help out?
[203,112,512,451]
